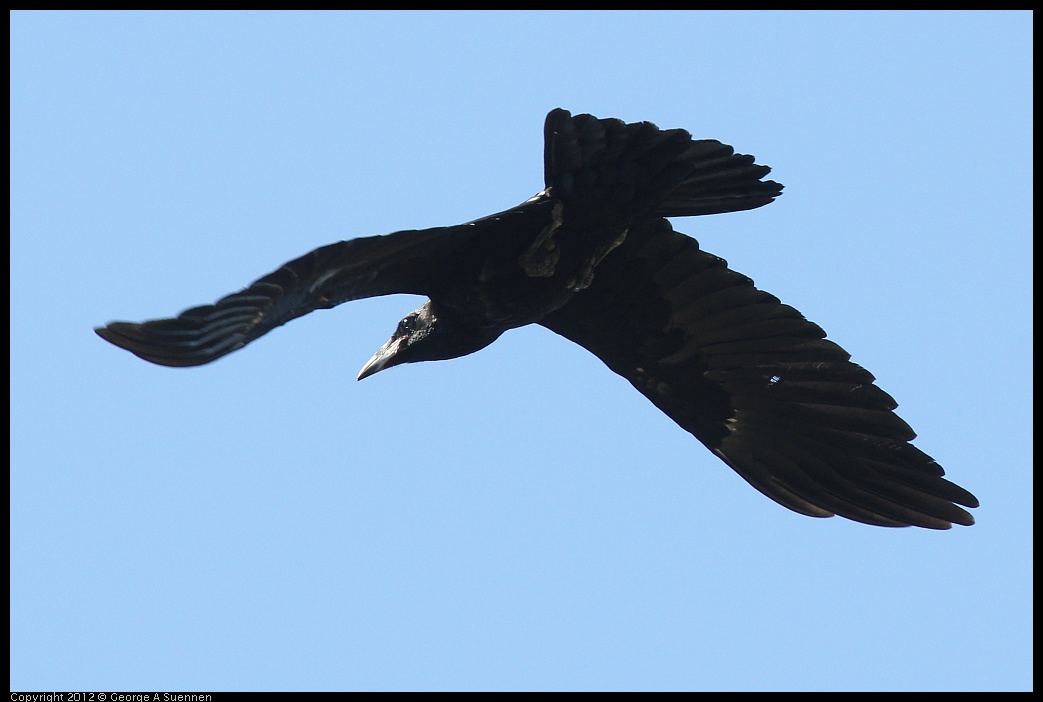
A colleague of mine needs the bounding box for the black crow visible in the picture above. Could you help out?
[95,108,978,529]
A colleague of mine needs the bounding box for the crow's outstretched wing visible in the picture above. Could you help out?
[95,198,569,368]
[539,217,978,528]
[93,185,567,371]
[93,217,501,368]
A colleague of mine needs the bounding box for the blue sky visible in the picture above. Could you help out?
[10,11,1031,692]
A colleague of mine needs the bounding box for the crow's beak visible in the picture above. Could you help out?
[357,336,405,381]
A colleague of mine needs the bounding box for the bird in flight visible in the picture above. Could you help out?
[96,108,978,529]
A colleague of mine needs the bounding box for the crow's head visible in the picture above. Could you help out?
[357,300,503,380]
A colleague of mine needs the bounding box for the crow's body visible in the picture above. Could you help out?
[96,109,978,529]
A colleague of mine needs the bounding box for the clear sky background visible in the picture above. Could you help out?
[10,11,1031,692]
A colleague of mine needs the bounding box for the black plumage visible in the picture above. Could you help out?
[95,108,978,529]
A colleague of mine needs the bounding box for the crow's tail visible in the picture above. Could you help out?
[543,108,782,220]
